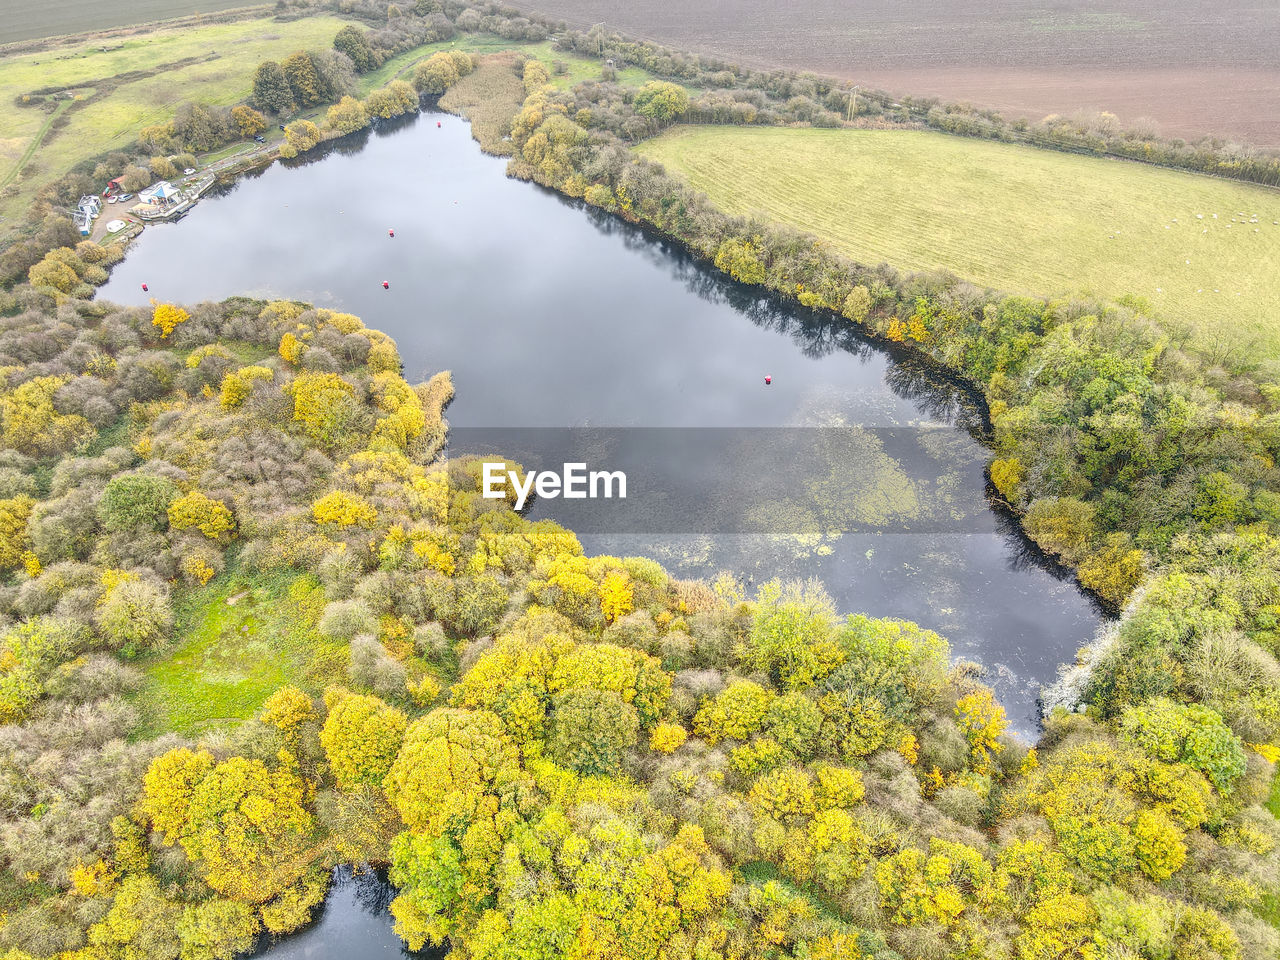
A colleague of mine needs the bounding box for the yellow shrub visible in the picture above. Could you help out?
[168,490,235,540]
[279,332,303,365]
[151,303,190,339]
[649,722,688,753]
[312,490,377,527]
[220,366,274,409]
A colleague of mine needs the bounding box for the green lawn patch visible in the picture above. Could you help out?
[637,125,1280,359]
[131,565,340,738]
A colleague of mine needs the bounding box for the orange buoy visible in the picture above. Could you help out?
[764,375,772,385]
[382,281,389,289]
[141,283,148,292]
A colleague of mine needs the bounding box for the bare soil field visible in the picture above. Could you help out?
[528,0,1280,145]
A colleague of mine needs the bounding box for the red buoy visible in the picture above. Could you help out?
[141,283,148,292]
[382,281,390,289]
[388,229,395,238]
[437,121,442,128]
[764,375,772,385]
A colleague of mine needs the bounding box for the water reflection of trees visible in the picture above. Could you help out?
[348,867,397,915]
[574,194,989,430]
[568,188,1105,602]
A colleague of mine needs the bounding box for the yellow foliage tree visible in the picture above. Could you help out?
[0,496,34,571]
[649,722,687,753]
[279,331,303,365]
[598,571,633,624]
[312,490,378,527]
[152,303,190,339]
[168,489,235,540]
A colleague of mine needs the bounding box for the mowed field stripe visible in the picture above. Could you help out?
[637,126,1280,355]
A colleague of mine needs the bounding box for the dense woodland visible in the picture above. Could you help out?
[0,1,1278,959]
[0,291,1275,960]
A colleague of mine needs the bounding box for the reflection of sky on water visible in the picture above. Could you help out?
[101,109,1103,733]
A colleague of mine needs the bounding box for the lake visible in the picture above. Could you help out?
[100,106,1103,959]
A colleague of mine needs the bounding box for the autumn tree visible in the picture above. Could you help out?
[232,104,267,138]
[142,751,315,903]
[634,81,690,122]
[288,371,357,448]
[320,689,407,791]
[413,52,460,94]
[152,303,190,339]
[0,376,93,456]
[547,689,639,775]
[168,490,235,540]
[282,52,325,108]
[327,96,369,136]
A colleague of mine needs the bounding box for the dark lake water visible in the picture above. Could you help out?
[100,109,1102,733]
[100,107,1104,960]
[248,867,435,959]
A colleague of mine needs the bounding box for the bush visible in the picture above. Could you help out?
[548,688,639,775]
[94,577,171,656]
[98,474,179,532]
[318,600,378,640]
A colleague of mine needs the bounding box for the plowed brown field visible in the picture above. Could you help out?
[528,0,1280,145]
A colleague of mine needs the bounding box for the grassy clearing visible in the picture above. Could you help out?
[637,126,1280,358]
[131,566,341,738]
[353,33,525,95]
[517,39,655,90]
[0,14,348,236]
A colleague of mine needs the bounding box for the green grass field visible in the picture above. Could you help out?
[131,568,339,738]
[0,14,349,235]
[637,126,1280,357]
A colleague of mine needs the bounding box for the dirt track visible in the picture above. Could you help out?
[527,0,1280,145]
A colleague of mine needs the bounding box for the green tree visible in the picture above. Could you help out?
[252,60,295,114]
[98,474,178,532]
[333,25,376,73]
[95,576,171,656]
[1119,698,1247,793]
[547,688,639,775]
[749,579,844,688]
[633,81,690,122]
[841,285,872,322]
